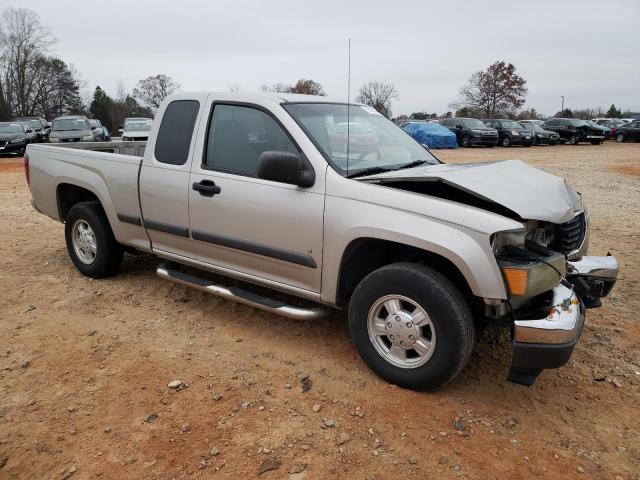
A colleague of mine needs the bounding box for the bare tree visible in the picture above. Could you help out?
[228,83,242,92]
[0,7,56,116]
[355,81,398,118]
[450,61,527,118]
[132,74,181,109]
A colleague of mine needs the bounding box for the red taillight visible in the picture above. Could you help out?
[24,153,30,185]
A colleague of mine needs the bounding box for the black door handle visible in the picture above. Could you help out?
[192,180,221,197]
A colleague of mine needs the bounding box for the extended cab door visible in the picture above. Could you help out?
[139,93,209,258]
[187,100,325,294]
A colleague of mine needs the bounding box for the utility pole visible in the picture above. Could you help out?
[561,96,565,115]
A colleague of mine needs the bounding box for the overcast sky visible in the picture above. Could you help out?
[4,0,640,116]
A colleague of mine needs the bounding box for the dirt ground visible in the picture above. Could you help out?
[0,143,638,480]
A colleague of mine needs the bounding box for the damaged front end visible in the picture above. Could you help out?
[491,217,619,386]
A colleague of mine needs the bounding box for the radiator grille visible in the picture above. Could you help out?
[554,213,586,255]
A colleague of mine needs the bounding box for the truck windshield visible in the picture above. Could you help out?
[52,119,88,131]
[283,103,438,177]
[0,122,24,133]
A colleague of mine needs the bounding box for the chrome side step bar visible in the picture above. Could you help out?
[156,263,331,320]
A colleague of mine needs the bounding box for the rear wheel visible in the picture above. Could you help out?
[616,134,625,143]
[460,134,471,147]
[348,263,475,390]
[65,201,123,278]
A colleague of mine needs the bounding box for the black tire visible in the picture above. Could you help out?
[568,135,578,145]
[460,133,471,147]
[64,201,123,278]
[501,136,511,147]
[616,134,624,143]
[348,263,475,390]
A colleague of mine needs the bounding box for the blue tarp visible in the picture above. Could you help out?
[402,122,458,149]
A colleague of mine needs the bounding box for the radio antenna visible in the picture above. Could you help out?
[346,37,351,176]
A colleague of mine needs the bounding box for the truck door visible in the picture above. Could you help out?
[188,101,325,294]
[139,93,208,258]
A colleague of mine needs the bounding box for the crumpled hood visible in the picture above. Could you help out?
[361,160,582,223]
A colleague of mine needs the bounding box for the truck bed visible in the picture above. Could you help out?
[27,143,151,253]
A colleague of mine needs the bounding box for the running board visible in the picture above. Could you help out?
[156,264,331,320]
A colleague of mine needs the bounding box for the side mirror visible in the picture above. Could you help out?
[257,151,314,188]
[455,124,462,129]
[90,126,97,130]
[26,129,34,133]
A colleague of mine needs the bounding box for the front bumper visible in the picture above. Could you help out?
[470,135,498,145]
[507,254,618,386]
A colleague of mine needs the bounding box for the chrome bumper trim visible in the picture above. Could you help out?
[514,284,582,344]
[568,255,619,280]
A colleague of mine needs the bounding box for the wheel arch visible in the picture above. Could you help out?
[57,183,102,220]
[331,233,505,310]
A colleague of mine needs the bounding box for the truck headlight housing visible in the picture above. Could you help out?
[492,230,566,298]
[500,253,566,298]
[10,138,25,144]
[511,129,520,136]
[82,135,95,141]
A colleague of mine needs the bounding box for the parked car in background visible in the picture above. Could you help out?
[402,121,457,149]
[329,121,380,155]
[49,116,97,143]
[15,116,50,142]
[584,120,611,139]
[122,119,153,141]
[119,117,153,134]
[20,122,40,143]
[517,123,560,145]
[89,119,111,141]
[543,118,604,145]
[517,119,545,128]
[482,119,533,147]
[0,121,34,155]
[592,118,627,137]
[439,117,498,147]
[614,120,640,142]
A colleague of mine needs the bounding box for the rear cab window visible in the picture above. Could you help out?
[155,100,200,165]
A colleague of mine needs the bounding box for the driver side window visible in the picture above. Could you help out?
[204,104,300,177]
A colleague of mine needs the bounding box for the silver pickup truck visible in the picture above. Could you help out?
[25,92,618,389]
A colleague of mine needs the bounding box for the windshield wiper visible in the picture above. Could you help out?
[397,160,429,170]
[346,166,394,179]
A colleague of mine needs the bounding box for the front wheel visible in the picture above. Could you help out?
[568,135,578,145]
[460,133,471,147]
[64,201,123,278]
[501,136,511,147]
[348,263,475,390]
[616,134,625,143]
